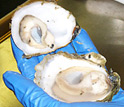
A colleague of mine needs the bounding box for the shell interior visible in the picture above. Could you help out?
[11,1,78,56]
[34,52,120,103]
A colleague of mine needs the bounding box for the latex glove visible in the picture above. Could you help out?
[3,29,124,107]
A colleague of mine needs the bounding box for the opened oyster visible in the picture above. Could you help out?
[11,1,80,57]
[34,52,120,103]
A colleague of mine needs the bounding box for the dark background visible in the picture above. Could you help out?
[0,0,26,18]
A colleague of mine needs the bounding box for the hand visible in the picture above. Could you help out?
[3,29,124,107]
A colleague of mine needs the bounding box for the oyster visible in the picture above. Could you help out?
[34,52,120,103]
[11,1,80,57]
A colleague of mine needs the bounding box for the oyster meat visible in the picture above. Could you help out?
[34,52,120,103]
[11,1,80,57]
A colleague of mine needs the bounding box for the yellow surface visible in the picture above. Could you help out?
[0,38,23,107]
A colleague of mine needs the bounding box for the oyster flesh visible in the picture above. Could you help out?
[11,1,80,57]
[34,52,120,103]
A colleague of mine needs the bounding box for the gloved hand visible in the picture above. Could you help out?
[3,29,124,107]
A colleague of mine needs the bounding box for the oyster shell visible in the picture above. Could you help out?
[34,52,120,103]
[11,1,80,57]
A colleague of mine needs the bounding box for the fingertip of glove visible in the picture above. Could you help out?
[3,71,20,79]
[3,71,20,91]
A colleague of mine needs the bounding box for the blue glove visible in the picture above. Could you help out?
[3,29,124,107]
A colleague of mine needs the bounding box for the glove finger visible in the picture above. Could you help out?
[11,37,39,80]
[3,71,61,107]
[72,29,99,55]
[17,57,39,80]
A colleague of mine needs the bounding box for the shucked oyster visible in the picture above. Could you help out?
[11,1,80,57]
[34,52,120,103]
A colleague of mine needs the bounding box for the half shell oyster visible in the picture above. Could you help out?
[34,52,120,103]
[11,1,80,57]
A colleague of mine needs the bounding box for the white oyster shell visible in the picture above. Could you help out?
[11,1,76,56]
[34,52,120,102]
